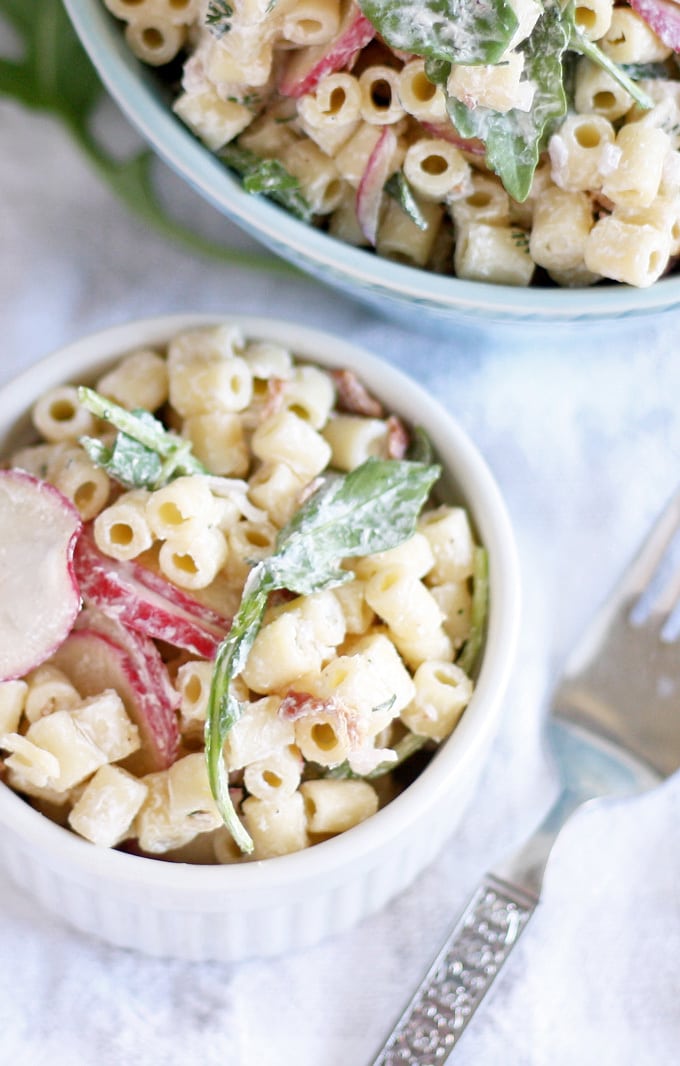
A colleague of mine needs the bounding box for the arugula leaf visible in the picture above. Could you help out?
[81,431,164,491]
[358,0,518,65]
[205,457,441,851]
[0,0,297,276]
[407,426,436,465]
[457,545,489,676]
[220,144,314,222]
[620,61,674,81]
[78,387,208,488]
[448,4,570,202]
[322,729,428,781]
[424,56,452,87]
[385,172,429,231]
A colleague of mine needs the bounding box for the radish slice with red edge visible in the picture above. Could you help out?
[629,0,680,52]
[51,608,180,774]
[356,126,398,246]
[74,528,231,659]
[278,4,375,98]
[0,470,82,682]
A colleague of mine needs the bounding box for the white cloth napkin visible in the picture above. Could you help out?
[0,89,679,1066]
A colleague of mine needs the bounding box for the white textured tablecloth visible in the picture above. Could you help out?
[1,75,679,1066]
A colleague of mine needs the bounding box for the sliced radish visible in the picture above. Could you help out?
[74,529,230,659]
[278,4,375,98]
[356,126,398,246]
[51,609,180,774]
[629,0,680,51]
[421,121,486,156]
[0,470,82,682]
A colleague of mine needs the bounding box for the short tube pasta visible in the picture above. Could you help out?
[32,386,96,443]
[301,778,379,834]
[97,348,169,412]
[358,66,406,126]
[529,187,594,272]
[454,223,535,287]
[584,216,671,286]
[403,139,471,203]
[600,8,671,64]
[158,525,229,589]
[124,19,186,65]
[49,447,111,521]
[401,661,474,741]
[398,60,447,122]
[93,490,154,560]
[279,0,340,46]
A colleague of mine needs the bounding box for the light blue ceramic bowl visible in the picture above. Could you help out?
[65,0,680,334]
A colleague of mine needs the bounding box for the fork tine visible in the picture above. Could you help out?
[616,486,680,607]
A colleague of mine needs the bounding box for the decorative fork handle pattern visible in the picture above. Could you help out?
[371,875,538,1065]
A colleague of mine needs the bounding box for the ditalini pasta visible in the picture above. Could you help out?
[102,0,680,289]
[0,324,487,863]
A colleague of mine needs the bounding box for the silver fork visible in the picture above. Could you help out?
[371,488,680,1065]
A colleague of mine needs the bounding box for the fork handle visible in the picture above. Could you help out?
[370,874,537,1065]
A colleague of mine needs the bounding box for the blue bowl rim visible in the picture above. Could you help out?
[64,0,680,323]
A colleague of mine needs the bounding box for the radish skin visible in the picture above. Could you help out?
[74,529,230,658]
[356,127,398,245]
[51,611,180,774]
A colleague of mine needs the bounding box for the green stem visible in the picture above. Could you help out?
[570,30,654,111]
[64,116,301,276]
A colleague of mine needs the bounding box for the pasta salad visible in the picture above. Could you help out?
[101,0,680,288]
[0,324,487,863]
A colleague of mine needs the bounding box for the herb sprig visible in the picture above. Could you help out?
[206,0,234,37]
[78,387,207,490]
[221,145,314,222]
[205,457,441,852]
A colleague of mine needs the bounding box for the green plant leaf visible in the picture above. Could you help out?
[78,387,208,488]
[385,172,429,231]
[358,0,518,65]
[205,457,441,851]
[448,3,570,202]
[221,144,314,222]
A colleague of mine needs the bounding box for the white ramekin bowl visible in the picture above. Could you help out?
[0,314,521,961]
[63,0,680,335]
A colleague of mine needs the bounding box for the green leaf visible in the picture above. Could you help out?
[322,728,427,781]
[221,144,314,222]
[205,567,273,854]
[385,172,429,231]
[407,426,436,465]
[358,0,518,65]
[205,457,441,850]
[424,56,452,86]
[448,3,570,201]
[0,0,299,276]
[78,388,208,488]
[80,433,164,490]
[457,545,489,675]
[268,458,441,595]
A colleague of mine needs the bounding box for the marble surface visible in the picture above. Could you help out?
[1,68,679,1066]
